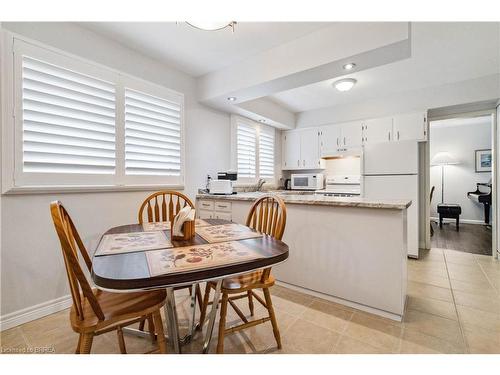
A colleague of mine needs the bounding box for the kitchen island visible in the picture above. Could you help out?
[196,192,411,321]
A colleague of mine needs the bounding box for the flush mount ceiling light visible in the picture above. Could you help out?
[186,21,236,32]
[227,96,237,102]
[333,78,357,92]
[343,62,356,70]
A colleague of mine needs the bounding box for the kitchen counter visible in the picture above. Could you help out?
[196,190,409,321]
[196,191,411,210]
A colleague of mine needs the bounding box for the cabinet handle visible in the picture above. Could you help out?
[336,137,339,146]
[388,132,391,141]
[303,160,305,167]
[397,131,400,140]
[297,159,300,167]
[343,137,346,145]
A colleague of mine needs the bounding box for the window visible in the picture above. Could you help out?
[232,116,276,181]
[6,38,184,191]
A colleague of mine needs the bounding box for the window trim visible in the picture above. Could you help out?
[1,32,185,194]
[230,115,277,184]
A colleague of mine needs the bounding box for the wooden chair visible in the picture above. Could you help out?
[199,194,287,353]
[137,191,203,332]
[50,201,167,354]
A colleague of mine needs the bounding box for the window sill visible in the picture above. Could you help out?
[2,184,185,195]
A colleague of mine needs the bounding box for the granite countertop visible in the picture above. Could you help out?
[196,191,411,210]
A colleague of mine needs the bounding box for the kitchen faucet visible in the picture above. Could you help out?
[255,178,266,192]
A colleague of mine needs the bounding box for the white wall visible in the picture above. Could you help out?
[0,23,231,320]
[429,117,492,223]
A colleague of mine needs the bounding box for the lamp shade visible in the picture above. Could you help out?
[431,151,460,166]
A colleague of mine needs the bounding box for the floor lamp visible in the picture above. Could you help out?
[431,151,460,203]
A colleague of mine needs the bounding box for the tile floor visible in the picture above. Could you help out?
[1,248,499,354]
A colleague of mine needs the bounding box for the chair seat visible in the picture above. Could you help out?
[70,289,166,332]
[209,271,275,293]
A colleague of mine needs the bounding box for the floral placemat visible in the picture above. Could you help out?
[146,241,264,276]
[95,231,173,256]
[142,218,211,232]
[195,223,263,243]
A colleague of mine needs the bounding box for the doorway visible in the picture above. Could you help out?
[427,113,495,255]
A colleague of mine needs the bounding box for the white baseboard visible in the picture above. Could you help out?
[0,295,72,331]
[430,216,487,225]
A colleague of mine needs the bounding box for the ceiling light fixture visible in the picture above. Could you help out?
[343,63,356,70]
[186,21,236,32]
[259,119,266,123]
[333,78,357,92]
[227,96,237,102]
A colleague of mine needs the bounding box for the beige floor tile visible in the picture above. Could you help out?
[403,310,463,345]
[0,327,30,354]
[399,329,465,354]
[456,305,500,332]
[453,290,500,313]
[462,323,500,354]
[407,295,458,320]
[300,299,353,334]
[408,271,451,289]
[407,280,453,302]
[334,335,388,354]
[447,265,490,284]
[343,313,402,352]
[281,318,340,354]
[444,250,477,265]
[449,278,498,297]
[419,248,445,261]
[268,288,315,317]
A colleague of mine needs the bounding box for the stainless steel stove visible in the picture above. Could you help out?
[315,174,361,197]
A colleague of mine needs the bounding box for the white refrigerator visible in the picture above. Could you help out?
[362,140,419,258]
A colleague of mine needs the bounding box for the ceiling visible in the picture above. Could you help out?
[270,22,500,113]
[79,22,330,77]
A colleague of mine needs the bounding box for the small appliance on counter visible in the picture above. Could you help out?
[290,173,324,190]
[316,175,361,197]
[208,170,237,195]
[284,178,292,190]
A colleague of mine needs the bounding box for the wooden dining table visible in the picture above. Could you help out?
[91,219,289,354]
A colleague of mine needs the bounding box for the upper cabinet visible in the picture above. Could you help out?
[282,111,427,170]
[392,112,427,141]
[282,128,325,170]
[362,117,393,144]
[320,121,363,157]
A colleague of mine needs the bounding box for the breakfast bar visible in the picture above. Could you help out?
[196,192,411,321]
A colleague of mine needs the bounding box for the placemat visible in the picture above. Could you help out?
[95,231,173,256]
[146,241,264,276]
[142,218,211,232]
[195,223,263,243]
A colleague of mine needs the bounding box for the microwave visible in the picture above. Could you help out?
[291,173,324,190]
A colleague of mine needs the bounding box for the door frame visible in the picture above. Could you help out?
[424,109,498,258]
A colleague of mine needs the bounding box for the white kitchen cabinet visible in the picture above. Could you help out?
[393,112,427,141]
[197,199,233,221]
[362,117,393,144]
[282,131,301,169]
[300,128,322,169]
[282,128,324,170]
[320,121,363,156]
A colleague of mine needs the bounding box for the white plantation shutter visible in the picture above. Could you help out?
[237,122,257,178]
[124,89,182,176]
[21,56,116,174]
[259,126,275,179]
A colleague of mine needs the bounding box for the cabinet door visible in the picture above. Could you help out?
[393,112,427,141]
[363,117,393,144]
[214,211,232,221]
[319,124,341,157]
[198,209,213,219]
[340,121,363,149]
[300,128,321,169]
[282,131,301,169]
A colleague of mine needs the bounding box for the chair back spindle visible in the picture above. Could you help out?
[246,194,287,240]
[50,201,105,321]
[138,191,194,224]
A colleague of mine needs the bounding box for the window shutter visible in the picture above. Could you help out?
[124,89,182,176]
[21,56,116,174]
[237,122,257,178]
[259,126,275,178]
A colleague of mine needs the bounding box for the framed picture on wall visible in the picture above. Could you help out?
[475,149,492,173]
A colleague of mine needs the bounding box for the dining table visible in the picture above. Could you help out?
[91,219,289,354]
